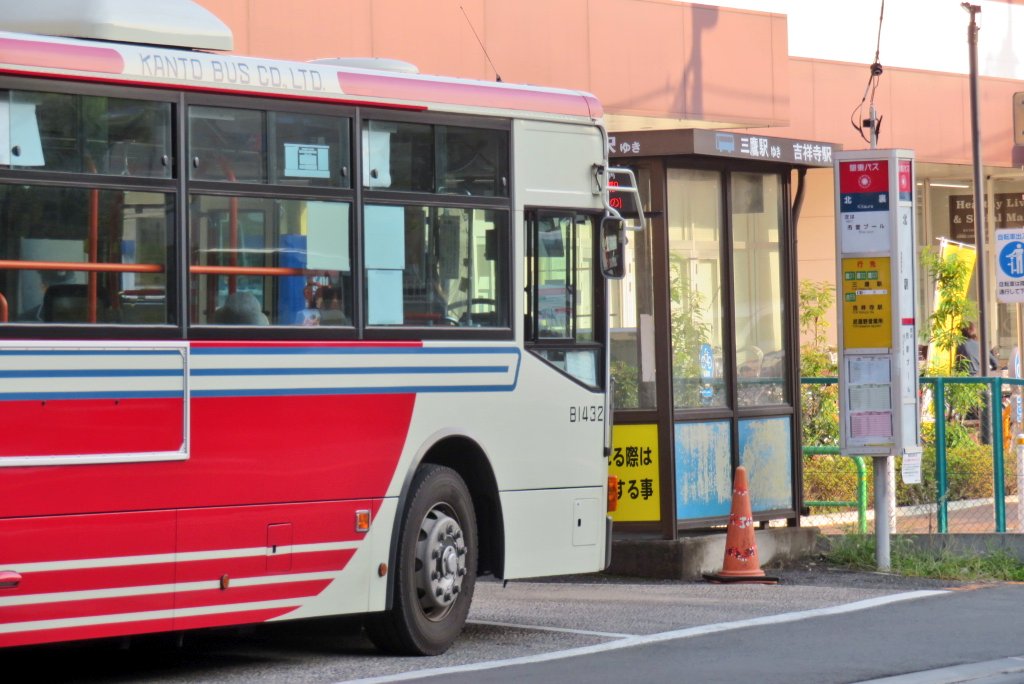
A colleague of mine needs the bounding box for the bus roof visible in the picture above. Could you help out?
[0,29,603,122]
[0,0,233,51]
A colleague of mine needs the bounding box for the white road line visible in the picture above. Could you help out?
[853,655,1024,683]
[340,590,950,684]
[469,619,634,639]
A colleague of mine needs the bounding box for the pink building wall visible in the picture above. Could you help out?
[194,0,789,129]
[194,0,1020,168]
[192,0,1024,352]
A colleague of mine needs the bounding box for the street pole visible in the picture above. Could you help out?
[866,102,894,572]
[964,3,990,379]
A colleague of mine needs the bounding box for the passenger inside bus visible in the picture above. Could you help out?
[214,291,269,325]
[317,286,349,325]
[43,284,111,323]
[17,269,73,322]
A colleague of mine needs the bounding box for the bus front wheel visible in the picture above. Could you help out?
[365,464,478,655]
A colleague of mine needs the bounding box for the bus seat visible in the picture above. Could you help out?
[42,283,111,323]
[215,291,269,325]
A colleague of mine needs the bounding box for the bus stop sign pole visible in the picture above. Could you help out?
[834,149,922,571]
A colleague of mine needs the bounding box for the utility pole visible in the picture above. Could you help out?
[964,3,989,377]
[964,3,992,451]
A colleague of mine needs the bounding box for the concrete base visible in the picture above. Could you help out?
[889,533,1024,561]
[607,527,820,581]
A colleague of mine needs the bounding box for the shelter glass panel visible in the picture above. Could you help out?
[732,172,787,407]
[667,168,726,409]
[610,166,657,410]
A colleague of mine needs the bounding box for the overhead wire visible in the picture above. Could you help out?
[850,0,886,144]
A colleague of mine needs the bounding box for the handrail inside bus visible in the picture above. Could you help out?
[0,260,164,273]
[190,265,305,277]
[0,260,317,324]
[0,261,313,277]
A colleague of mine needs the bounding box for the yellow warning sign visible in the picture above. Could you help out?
[841,256,892,349]
[609,423,660,522]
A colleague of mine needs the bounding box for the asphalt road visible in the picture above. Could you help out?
[7,565,1023,684]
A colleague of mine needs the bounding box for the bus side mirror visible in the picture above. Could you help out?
[600,216,626,280]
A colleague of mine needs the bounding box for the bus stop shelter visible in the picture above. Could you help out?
[606,128,839,542]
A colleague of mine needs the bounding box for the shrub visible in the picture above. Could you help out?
[798,280,839,447]
[803,454,862,504]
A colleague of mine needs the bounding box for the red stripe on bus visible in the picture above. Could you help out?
[5,548,351,596]
[174,550,354,584]
[174,580,332,611]
[0,37,124,74]
[0,607,294,648]
[3,563,176,595]
[0,617,175,648]
[176,503,372,551]
[0,512,176,565]
[189,340,424,349]
[0,593,172,625]
[337,71,600,117]
[0,397,184,458]
[1,394,409,516]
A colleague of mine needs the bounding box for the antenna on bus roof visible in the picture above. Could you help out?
[460,5,502,83]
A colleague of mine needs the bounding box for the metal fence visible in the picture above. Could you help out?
[801,376,1024,535]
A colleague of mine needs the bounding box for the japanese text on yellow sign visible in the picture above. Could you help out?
[842,256,892,349]
[609,423,660,522]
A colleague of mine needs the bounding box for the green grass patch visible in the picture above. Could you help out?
[825,535,1024,582]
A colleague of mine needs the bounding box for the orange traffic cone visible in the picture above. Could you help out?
[703,466,779,584]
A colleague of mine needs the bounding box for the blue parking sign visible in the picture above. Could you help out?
[996,229,1024,303]
[999,240,1024,278]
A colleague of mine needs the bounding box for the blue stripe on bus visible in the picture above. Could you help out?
[0,390,184,401]
[191,385,516,398]
[0,369,183,378]
[190,365,509,377]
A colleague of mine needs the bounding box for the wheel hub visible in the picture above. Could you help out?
[416,508,467,615]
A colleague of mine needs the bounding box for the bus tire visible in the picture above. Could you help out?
[365,464,478,655]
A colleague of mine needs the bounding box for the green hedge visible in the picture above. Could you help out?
[804,437,1016,508]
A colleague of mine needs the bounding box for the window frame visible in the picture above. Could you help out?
[360,109,511,198]
[359,109,514,342]
[0,76,180,340]
[0,82,518,342]
[185,93,357,341]
[660,157,797,422]
[525,208,607,390]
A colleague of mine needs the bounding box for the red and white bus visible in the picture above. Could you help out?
[0,1,637,655]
